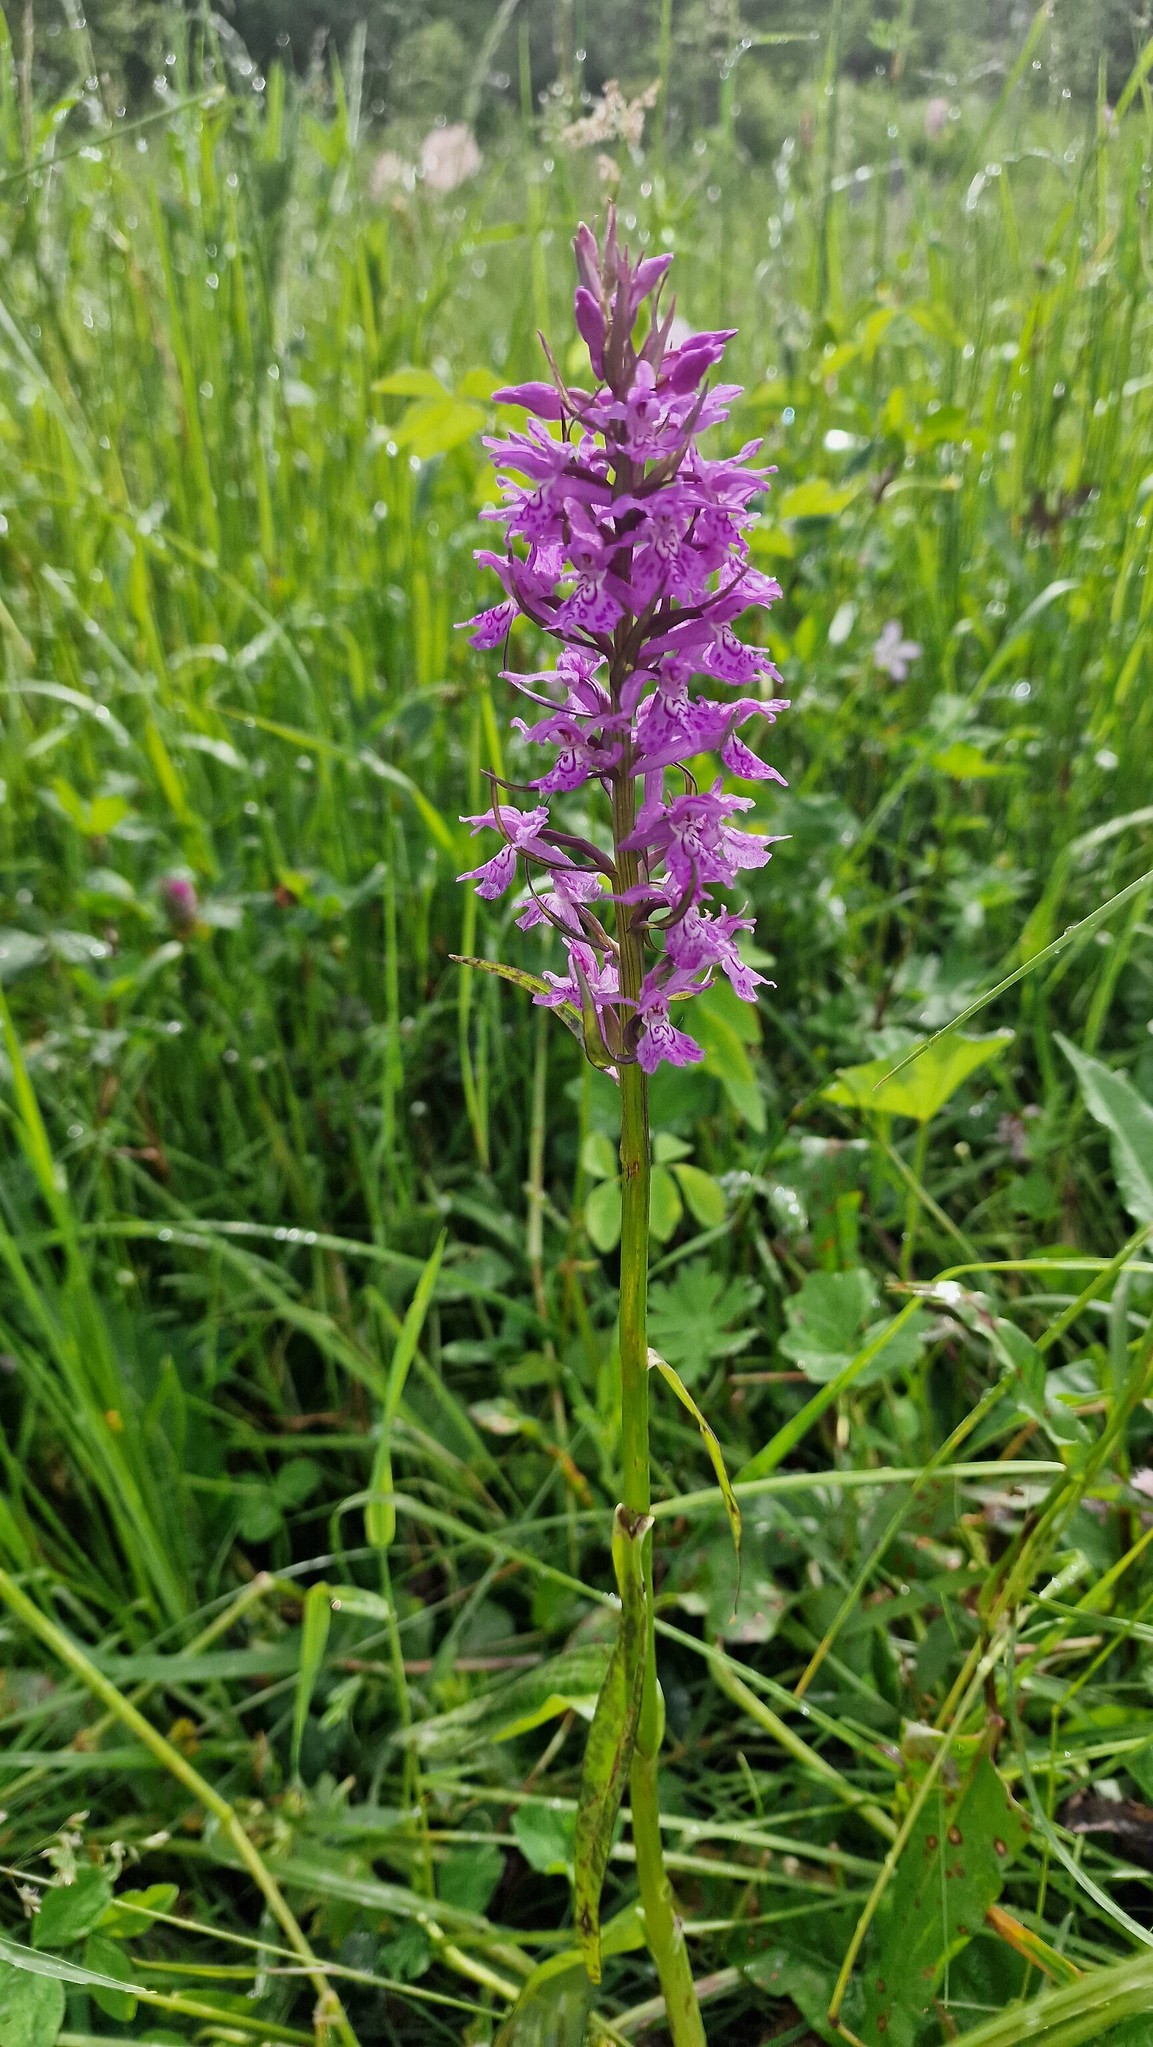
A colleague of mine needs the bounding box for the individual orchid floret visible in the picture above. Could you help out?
[456,207,790,1072]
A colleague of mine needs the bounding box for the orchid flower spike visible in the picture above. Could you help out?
[457,208,789,1073]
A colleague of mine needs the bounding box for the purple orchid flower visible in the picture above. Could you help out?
[457,210,788,1072]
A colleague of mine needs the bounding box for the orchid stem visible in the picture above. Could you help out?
[616,791,706,2044]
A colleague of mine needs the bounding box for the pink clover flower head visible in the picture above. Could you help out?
[456,207,794,1070]
[160,873,199,930]
[873,620,921,681]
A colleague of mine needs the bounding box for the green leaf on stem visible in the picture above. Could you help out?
[366,1230,446,1552]
[649,1348,741,1605]
[290,1580,332,1781]
[451,956,585,1048]
[574,1504,652,1983]
[1058,1035,1153,1224]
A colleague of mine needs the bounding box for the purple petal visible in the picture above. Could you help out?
[494,381,567,419]
[574,287,606,378]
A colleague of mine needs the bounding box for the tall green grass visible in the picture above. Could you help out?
[1,9,1153,2044]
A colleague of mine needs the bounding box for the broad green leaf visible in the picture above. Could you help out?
[931,740,1005,779]
[738,1911,852,2045]
[649,1348,741,1601]
[1059,1036,1153,1224]
[649,1163,684,1243]
[653,1131,693,1164]
[580,1131,617,1181]
[777,477,859,519]
[392,396,487,457]
[367,1230,446,1551]
[275,1455,322,1508]
[371,366,445,397]
[585,1177,623,1253]
[672,1162,727,1228]
[779,1269,927,1385]
[825,1029,1014,1123]
[83,1934,136,2022]
[860,1750,1029,2046]
[574,1505,651,1981]
[457,366,501,401]
[513,1799,577,1879]
[98,1883,179,1939]
[0,1958,65,2047]
[50,780,132,836]
[694,1000,766,1131]
[33,1868,113,1950]
[290,1581,332,1780]
[439,1843,504,1914]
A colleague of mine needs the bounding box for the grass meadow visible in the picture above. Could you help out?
[2,9,1153,2044]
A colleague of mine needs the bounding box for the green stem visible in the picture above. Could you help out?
[900,1119,931,1281]
[613,785,705,2045]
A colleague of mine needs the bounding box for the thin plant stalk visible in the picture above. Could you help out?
[614,776,705,2045]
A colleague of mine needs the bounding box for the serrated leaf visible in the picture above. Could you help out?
[1058,1036,1153,1224]
[780,1269,928,1385]
[574,1507,650,1983]
[825,1029,1014,1123]
[648,1261,761,1387]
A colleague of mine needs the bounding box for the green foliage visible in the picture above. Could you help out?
[648,1261,762,1385]
[574,1507,650,1980]
[0,1963,64,2047]
[779,1268,927,1383]
[1,10,1153,2046]
[861,1748,1030,2044]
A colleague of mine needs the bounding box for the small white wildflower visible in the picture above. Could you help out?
[419,123,481,193]
[873,620,921,680]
